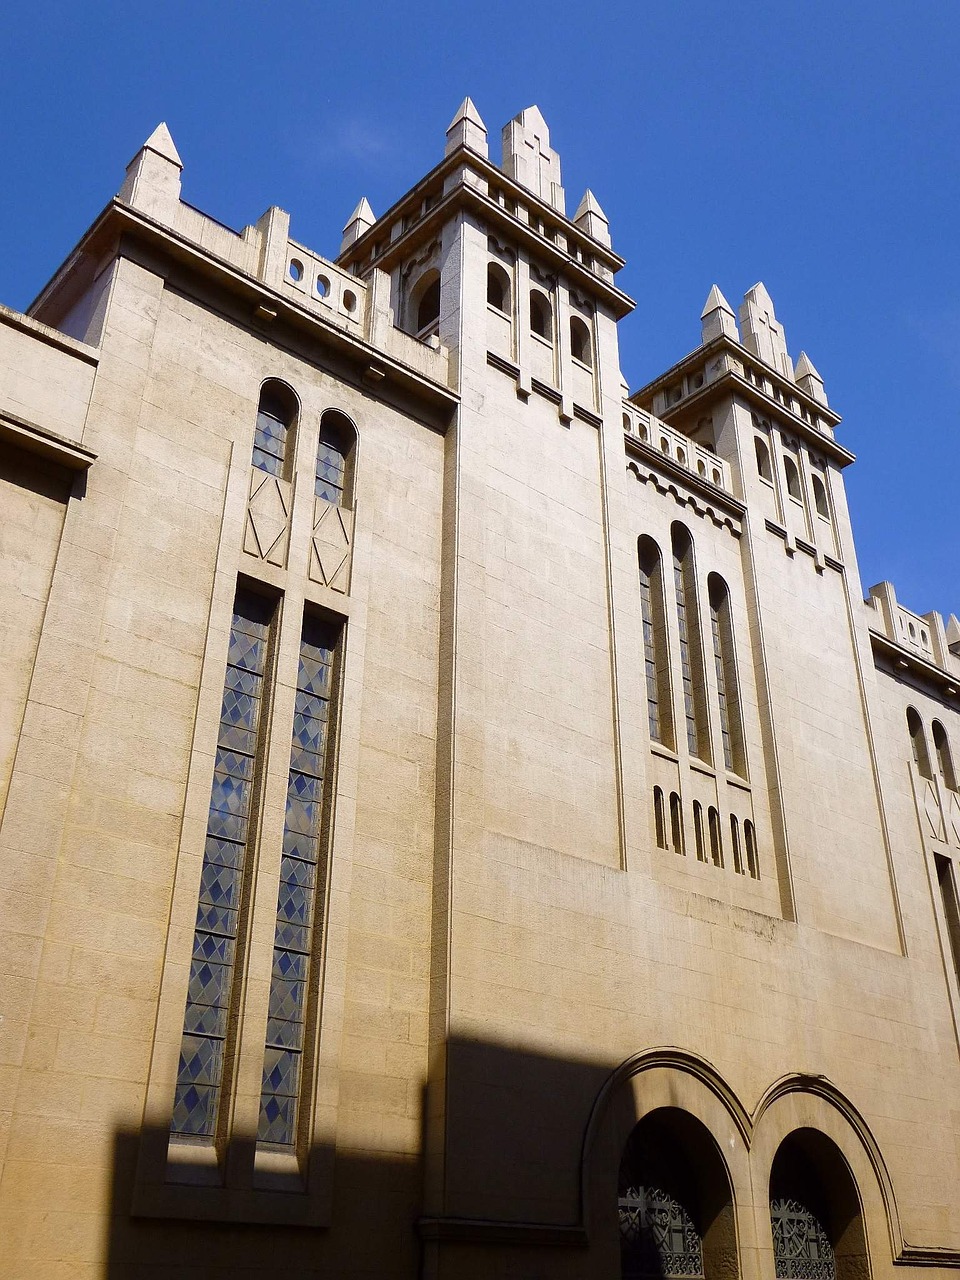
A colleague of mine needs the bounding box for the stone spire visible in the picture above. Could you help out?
[501,106,565,214]
[700,285,739,343]
[340,197,376,254]
[117,122,183,224]
[794,351,828,406]
[573,189,610,246]
[739,282,793,379]
[445,97,488,158]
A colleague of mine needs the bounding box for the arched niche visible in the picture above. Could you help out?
[618,1107,738,1280]
[769,1128,868,1280]
[408,268,441,338]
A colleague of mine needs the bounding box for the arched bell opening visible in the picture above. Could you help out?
[618,1107,737,1280]
[769,1128,868,1280]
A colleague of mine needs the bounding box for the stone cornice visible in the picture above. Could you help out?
[870,629,960,702]
[0,409,96,471]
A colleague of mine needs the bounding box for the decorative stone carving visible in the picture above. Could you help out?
[309,499,354,593]
[243,468,291,568]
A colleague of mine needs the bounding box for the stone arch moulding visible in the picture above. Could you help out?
[578,1050,952,1269]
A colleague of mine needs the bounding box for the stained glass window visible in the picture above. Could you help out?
[315,422,347,504]
[638,537,673,748]
[172,590,274,1139]
[771,1197,836,1280]
[672,526,709,762]
[620,1184,705,1280]
[708,575,745,776]
[258,614,339,1146]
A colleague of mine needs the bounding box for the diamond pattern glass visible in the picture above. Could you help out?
[253,408,287,477]
[258,615,338,1146]
[315,427,346,504]
[171,590,273,1140]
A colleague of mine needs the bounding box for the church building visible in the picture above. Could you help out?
[1,99,959,1279]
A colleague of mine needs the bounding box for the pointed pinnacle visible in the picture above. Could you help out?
[448,96,486,131]
[343,197,375,230]
[574,189,607,222]
[701,285,734,318]
[794,351,823,382]
[143,122,182,168]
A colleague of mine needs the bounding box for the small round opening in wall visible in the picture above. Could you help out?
[288,258,304,282]
[316,274,330,298]
[342,289,357,313]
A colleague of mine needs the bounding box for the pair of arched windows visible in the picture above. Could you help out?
[908,708,957,790]
[253,381,355,507]
[639,526,745,776]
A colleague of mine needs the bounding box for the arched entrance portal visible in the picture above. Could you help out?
[618,1107,737,1280]
[770,1129,868,1280]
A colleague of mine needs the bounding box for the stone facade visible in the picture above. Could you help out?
[0,101,959,1280]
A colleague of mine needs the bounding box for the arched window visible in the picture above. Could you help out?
[315,409,356,507]
[487,262,510,313]
[252,380,298,478]
[933,721,958,791]
[619,1108,735,1280]
[411,270,441,338]
[529,288,553,340]
[744,820,760,879]
[708,575,746,776]
[730,815,744,874]
[907,708,933,780]
[570,315,592,365]
[708,807,723,867]
[638,537,674,749]
[755,436,773,482]
[783,455,802,501]
[670,792,685,855]
[693,801,706,862]
[672,524,710,763]
[654,787,667,850]
[812,473,830,519]
[770,1129,868,1280]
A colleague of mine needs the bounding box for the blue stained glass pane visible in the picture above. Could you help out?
[269,977,306,1022]
[210,771,251,815]
[257,1091,296,1145]
[315,480,342,503]
[289,746,324,779]
[298,658,332,698]
[252,446,282,476]
[195,902,237,937]
[183,1001,228,1037]
[274,920,309,953]
[220,687,259,730]
[223,664,262,697]
[279,854,316,888]
[294,690,328,722]
[282,828,317,862]
[265,1015,305,1050]
[173,1081,219,1136]
[289,770,322,803]
[187,956,231,1006]
[198,861,242,911]
[291,713,325,756]
[218,723,257,756]
[277,880,312,927]
[255,413,286,446]
[193,932,236,965]
[206,807,248,843]
[204,836,245,870]
[214,748,254,781]
[227,631,266,672]
[284,795,320,837]
[273,948,309,981]
[178,1033,224,1086]
[261,1047,301,1098]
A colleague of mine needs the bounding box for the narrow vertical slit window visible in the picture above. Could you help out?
[654,788,667,850]
[172,588,275,1140]
[933,722,958,792]
[669,792,685,855]
[708,574,746,776]
[638,537,673,748]
[744,820,760,879]
[708,806,723,867]
[936,854,960,994]
[908,708,933,780]
[671,524,710,762]
[730,815,744,874]
[258,614,340,1147]
[693,801,706,862]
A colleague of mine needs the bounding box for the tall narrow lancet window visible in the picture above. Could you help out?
[708,807,723,868]
[745,820,760,879]
[670,793,685,855]
[693,801,706,862]
[258,613,340,1146]
[783,454,802,501]
[671,524,710,762]
[638,537,673,748]
[570,316,592,365]
[907,708,933,780]
[487,262,510,313]
[252,380,298,478]
[933,722,958,792]
[315,410,355,506]
[654,788,667,850]
[708,574,746,776]
[530,288,553,340]
[172,588,275,1139]
[730,815,744,874]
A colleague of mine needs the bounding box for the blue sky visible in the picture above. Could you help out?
[2,1,956,617]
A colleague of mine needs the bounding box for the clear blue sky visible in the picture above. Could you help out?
[2,2,956,617]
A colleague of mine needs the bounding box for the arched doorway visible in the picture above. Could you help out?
[769,1129,868,1280]
[618,1107,736,1280]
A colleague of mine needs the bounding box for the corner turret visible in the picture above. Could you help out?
[117,122,182,223]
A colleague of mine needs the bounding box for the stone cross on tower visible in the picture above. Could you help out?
[739,282,793,379]
[501,106,566,214]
